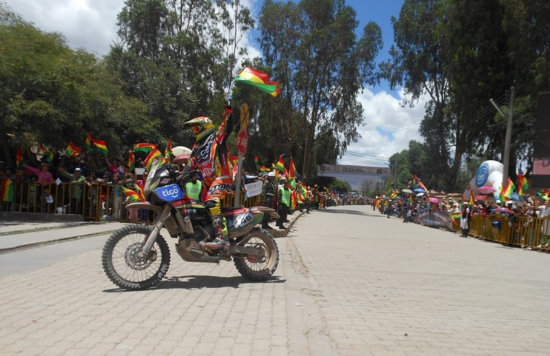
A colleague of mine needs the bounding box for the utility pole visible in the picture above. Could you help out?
[490,86,514,186]
[503,86,514,186]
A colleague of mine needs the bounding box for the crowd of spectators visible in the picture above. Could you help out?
[0,152,147,219]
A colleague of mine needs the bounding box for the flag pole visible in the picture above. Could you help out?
[234,102,249,207]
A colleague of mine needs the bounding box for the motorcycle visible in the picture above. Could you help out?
[102,163,280,291]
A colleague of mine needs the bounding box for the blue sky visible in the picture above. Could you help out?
[248,0,404,96]
[345,0,404,94]
[245,1,427,167]
[5,0,426,168]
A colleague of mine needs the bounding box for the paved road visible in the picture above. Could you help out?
[1,206,549,355]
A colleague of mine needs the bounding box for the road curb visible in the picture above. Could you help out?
[271,211,305,238]
[0,229,121,255]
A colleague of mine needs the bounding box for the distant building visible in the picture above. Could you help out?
[317,164,391,192]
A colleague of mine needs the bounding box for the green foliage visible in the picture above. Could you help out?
[0,8,157,162]
[2,0,548,189]
[107,0,255,149]
[258,0,382,181]
[384,0,550,192]
[330,178,351,193]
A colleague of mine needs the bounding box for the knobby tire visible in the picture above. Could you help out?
[102,224,170,291]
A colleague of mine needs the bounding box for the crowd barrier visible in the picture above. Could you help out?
[382,205,550,253]
[0,181,261,223]
[467,213,550,252]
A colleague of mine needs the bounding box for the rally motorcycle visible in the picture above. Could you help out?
[101,164,280,291]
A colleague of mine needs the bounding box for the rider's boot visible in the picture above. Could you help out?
[203,216,229,253]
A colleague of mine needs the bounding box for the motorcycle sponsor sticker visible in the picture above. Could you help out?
[154,184,184,202]
[234,212,253,228]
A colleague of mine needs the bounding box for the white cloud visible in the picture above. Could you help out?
[338,88,428,167]
[4,0,262,59]
[3,0,424,166]
[4,0,124,56]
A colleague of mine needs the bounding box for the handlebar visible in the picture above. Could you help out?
[176,168,201,183]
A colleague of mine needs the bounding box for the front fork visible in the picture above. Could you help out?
[140,205,171,256]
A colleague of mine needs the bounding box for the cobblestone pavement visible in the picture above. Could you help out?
[289,206,550,355]
[1,206,550,355]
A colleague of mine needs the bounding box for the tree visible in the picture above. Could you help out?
[258,0,382,182]
[383,0,457,191]
[385,0,550,191]
[107,0,255,147]
[330,178,351,194]
[0,5,154,164]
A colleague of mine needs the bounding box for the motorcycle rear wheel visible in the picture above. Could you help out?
[234,228,279,281]
[102,224,170,291]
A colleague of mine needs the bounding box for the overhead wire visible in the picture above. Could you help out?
[342,92,509,164]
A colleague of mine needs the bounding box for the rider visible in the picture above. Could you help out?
[183,108,234,252]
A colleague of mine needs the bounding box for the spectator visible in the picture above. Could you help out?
[58,167,86,214]
[260,171,276,229]
[540,200,550,248]
[276,176,291,229]
[12,167,27,211]
[460,203,470,237]
[185,171,205,202]
[1,167,15,211]
[109,173,124,220]
[23,162,54,185]
[105,156,125,176]
[85,172,100,218]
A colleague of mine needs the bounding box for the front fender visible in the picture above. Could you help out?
[126,202,163,214]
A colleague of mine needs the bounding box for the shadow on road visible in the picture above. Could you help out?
[103,275,285,292]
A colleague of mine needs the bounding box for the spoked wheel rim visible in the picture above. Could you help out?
[110,230,165,284]
[240,232,276,272]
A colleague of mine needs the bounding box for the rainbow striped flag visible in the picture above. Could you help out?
[275,155,285,173]
[144,148,165,171]
[289,157,297,179]
[500,177,516,201]
[91,138,108,155]
[122,187,144,202]
[39,144,54,163]
[133,143,157,153]
[65,142,81,157]
[259,166,270,173]
[127,151,135,171]
[84,133,92,151]
[537,189,550,201]
[517,171,528,195]
[451,213,461,227]
[1,178,14,202]
[234,67,280,97]
[164,138,172,162]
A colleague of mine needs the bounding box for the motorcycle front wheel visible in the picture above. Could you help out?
[234,228,279,281]
[102,224,170,291]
